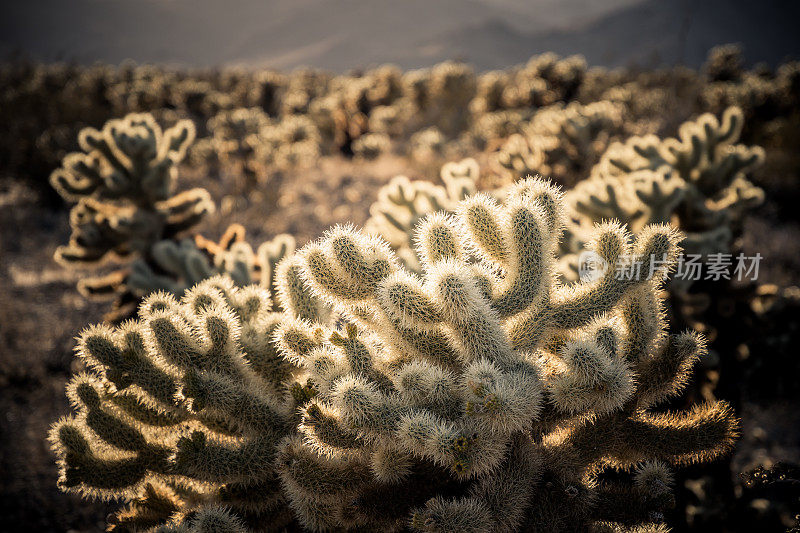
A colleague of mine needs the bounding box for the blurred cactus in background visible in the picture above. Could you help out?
[494,100,624,186]
[191,107,272,189]
[470,53,586,115]
[128,224,296,302]
[561,106,764,284]
[51,178,737,532]
[50,113,214,320]
[49,113,302,321]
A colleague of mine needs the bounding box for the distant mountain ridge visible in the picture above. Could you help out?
[2,0,798,70]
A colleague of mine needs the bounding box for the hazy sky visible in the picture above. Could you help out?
[2,0,797,70]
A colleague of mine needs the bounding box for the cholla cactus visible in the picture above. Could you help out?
[365,158,479,270]
[352,132,392,161]
[470,53,587,115]
[252,114,322,171]
[523,52,586,103]
[362,65,405,107]
[701,60,800,127]
[563,106,764,281]
[410,127,447,163]
[528,101,623,179]
[428,62,476,130]
[50,113,215,319]
[127,225,254,297]
[469,70,509,114]
[51,178,737,532]
[368,104,410,138]
[127,226,298,305]
[49,112,305,320]
[594,106,763,198]
[51,113,207,263]
[494,132,546,180]
[169,79,232,119]
[494,101,623,185]
[204,107,272,186]
[703,44,744,83]
[271,176,736,531]
[125,238,220,297]
[49,276,313,531]
[467,109,531,149]
[398,62,476,137]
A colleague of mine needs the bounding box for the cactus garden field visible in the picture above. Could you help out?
[1,44,800,532]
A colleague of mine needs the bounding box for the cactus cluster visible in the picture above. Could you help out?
[470,53,586,114]
[700,45,800,124]
[351,132,392,161]
[182,53,592,176]
[192,108,323,183]
[561,106,765,282]
[189,107,272,189]
[494,101,624,185]
[251,115,322,170]
[7,46,797,211]
[51,177,737,532]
